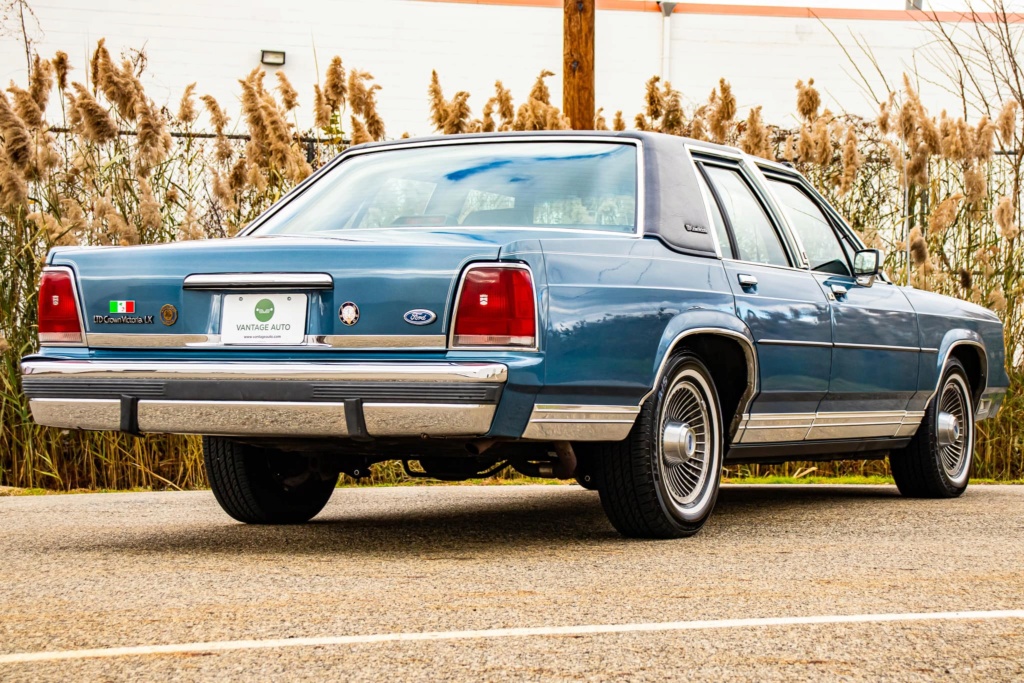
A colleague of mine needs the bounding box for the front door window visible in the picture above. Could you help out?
[767,180,851,276]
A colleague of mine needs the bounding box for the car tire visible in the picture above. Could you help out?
[593,352,724,539]
[890,358,975,498]
[203,436,338,524]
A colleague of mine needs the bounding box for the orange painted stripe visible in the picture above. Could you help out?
[415,0,1024,23]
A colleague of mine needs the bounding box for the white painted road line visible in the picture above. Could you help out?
[2,609,1023,665]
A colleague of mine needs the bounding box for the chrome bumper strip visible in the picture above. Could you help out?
[23,360,506,438]
[21,360,507,383]
[521,404,641,441]
[28,399,497,438]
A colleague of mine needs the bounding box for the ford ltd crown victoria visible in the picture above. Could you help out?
[21,132,1008,538]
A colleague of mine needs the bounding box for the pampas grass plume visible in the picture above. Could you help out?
[275,72,299,112]
[612,110,625,131]
[350,115,372,145]
[795,78,819,121]
[52,51,70,91]
[324,56,346,111]
[529,70,555,105]
[428,70,446,131]
[909,226,929,266]
[839,125,861,194]
[996,100,1017,147]
[0,92,33,172]
[994,196,1019,241]
[177,83,197,124]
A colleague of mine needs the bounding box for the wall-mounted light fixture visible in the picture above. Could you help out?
[261,50,286,66]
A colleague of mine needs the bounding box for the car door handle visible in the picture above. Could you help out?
[830,283,849,297]
[737,274,758,289]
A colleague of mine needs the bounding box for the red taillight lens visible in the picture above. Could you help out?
[453,266,536,348]
[38,269,84,344]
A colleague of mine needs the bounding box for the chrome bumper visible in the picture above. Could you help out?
[21,360,506,439]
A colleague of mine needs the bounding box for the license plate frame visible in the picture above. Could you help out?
[221,293,308,345]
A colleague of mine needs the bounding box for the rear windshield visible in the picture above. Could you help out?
[251,141,639,235]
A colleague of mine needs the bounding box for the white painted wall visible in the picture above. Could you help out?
[0,0,1013,137]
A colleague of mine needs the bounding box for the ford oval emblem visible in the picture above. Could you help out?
[403,309,437,326]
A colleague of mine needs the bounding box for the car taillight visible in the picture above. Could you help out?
[38,269,84,345]
[453,265,536,348]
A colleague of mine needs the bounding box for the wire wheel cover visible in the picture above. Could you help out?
[659,373,714,508]
[937,375,971,481]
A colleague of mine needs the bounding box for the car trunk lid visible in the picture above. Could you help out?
[51,232,505,349]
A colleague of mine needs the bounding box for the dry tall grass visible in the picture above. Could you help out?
[1,38,1021,489]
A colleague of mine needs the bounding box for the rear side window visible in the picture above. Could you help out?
[768,180,851,276]
[695,171,734,259]
[703,166,789,267]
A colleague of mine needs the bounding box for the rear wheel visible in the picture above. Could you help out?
[594,352,724,539]
[203,436,338,523]
[890,358,975,498]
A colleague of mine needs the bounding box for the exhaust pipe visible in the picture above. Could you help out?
[553,441,577,479]
[513,442,577,479]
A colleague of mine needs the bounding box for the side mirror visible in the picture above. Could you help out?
[853,249,882,286]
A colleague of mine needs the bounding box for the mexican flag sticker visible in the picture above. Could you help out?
[109,300,135,313]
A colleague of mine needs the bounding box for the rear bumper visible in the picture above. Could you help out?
[21,360,506,438]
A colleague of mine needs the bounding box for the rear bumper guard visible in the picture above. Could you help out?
[21,360,507,439]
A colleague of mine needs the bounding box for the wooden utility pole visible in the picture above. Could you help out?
[563,0,595,130]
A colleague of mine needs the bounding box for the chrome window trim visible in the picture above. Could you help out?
[447,262,540,352]
[182,273,334,290]
[758,162,875,277]
[39,266,89,348]
[719,257,813,277]
[242,135,646,239]
[744,160,811,269]
[21,360,508,383]
[683,144,724,259]
[690,152,802,270]
[759,166,865,276]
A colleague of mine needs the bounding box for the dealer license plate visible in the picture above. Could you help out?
[221,293,307,345]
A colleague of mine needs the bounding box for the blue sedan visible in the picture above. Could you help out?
[21,132,1008,538]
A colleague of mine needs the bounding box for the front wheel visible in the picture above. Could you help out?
[203,436,338,524]
[890,358,975,498]
[594,352,724,539]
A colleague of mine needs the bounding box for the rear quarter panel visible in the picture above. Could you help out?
[503,237,735,407]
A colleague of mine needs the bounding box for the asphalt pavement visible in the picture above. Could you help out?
[1,483,1023,681]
